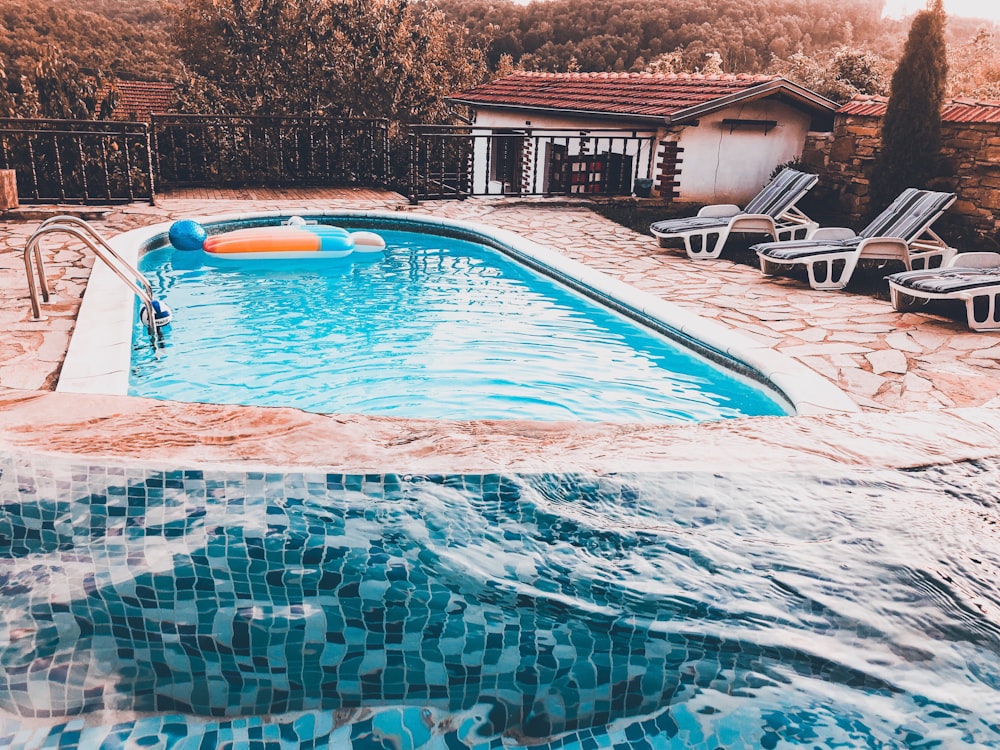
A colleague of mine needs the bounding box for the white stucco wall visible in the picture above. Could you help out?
[673,99,812,204]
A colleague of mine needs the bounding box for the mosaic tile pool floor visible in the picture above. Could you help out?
[2,451,999,748]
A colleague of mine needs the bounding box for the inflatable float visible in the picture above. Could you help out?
[168,218,386,259]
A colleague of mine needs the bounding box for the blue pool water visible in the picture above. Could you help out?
[129,226,788,422]
[1,452,999,748]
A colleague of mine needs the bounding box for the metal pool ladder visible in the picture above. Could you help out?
[23,215,163,347]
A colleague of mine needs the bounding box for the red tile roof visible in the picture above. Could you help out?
[102,80,177,121]
[839,95,1000,124]
[450,72,796,122]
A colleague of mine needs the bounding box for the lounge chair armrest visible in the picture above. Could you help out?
[810,227,857,241]
[946,251,1000,268]
[728,213,778,234]
[857,237,910,262]
[907,240,957,268]
[696,204,741,218]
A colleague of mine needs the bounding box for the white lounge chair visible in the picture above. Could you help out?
[886,251,1000,331]
[752,188,957,291]
[649,167,819,259]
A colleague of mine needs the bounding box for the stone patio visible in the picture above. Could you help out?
[2,189,999,473]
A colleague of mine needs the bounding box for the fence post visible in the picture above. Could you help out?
[0,169,17,210]
[408,128,419,204]
[146,120,157,204]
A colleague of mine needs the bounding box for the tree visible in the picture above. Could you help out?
[0,0,177,84]
[0,59,17,117]
[701,51,725,75]
[868,0,948,212]
[641,46,728,75]
[770,46,890,103]
[169,0,487,125]
[642,50,685,74]
[25,48,111,119]
[948,27,1000,98]
[434,0,890,76]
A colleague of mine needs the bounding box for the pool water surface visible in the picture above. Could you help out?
[129,227,789,423]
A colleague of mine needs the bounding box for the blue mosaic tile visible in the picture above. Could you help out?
[1,452,1000,748]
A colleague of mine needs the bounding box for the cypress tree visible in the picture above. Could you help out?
[869,0,948,211]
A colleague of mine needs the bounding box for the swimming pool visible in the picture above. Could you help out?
[57,211,857,422]
[1,449,998,749]
[129,222,788,422]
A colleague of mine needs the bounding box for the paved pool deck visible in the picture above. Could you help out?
[2,189,999,474]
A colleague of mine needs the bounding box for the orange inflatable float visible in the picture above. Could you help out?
[171,218,386,259]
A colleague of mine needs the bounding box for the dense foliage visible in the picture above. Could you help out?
[0,0,174,81]
[770,47,892,102]
[1,0,998,122]
[435,0,890,75]
[169,0,486,126]
[869,0,949,211]
[433,0,997,102]
[948,27,1000,98]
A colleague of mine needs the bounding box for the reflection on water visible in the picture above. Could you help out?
[0,452,998,748]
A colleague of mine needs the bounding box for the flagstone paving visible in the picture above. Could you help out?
[2,190,999,414]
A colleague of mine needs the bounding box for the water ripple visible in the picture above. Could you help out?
[0,455,999,747]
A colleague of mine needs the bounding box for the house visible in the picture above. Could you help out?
[447,72,836,203]
[101,80,177,122]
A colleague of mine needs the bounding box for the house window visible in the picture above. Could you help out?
[489,131,524,187]
[720,118,778,134]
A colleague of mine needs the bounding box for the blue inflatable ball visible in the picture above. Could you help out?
[169,219,207,252]
[141,299,172,328]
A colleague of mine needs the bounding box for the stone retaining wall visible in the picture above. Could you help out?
[802,112,1000,249]
[939,121,1000,244]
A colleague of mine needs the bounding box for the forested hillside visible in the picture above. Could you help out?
[0,0,175,81]
[433,0,997,98]
[1,0,998,120]
[436,0,893,74]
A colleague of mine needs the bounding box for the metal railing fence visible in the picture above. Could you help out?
[0,117,657,205]
[408,125,658,203]
[0,116,392,204]
[0,118,154,204]
[150,114,390,189]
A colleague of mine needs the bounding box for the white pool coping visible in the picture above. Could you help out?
[57,209,858,417]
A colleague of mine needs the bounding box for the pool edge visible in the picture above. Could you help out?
[3,388,999,475]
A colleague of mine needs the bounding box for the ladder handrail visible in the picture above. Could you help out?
[30,215,157,301]
[23,215,161,346]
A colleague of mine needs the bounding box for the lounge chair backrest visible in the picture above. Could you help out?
[858,188,956,241]
[743,168,819,218]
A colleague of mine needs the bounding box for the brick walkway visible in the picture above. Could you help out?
[2,189,999,412]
